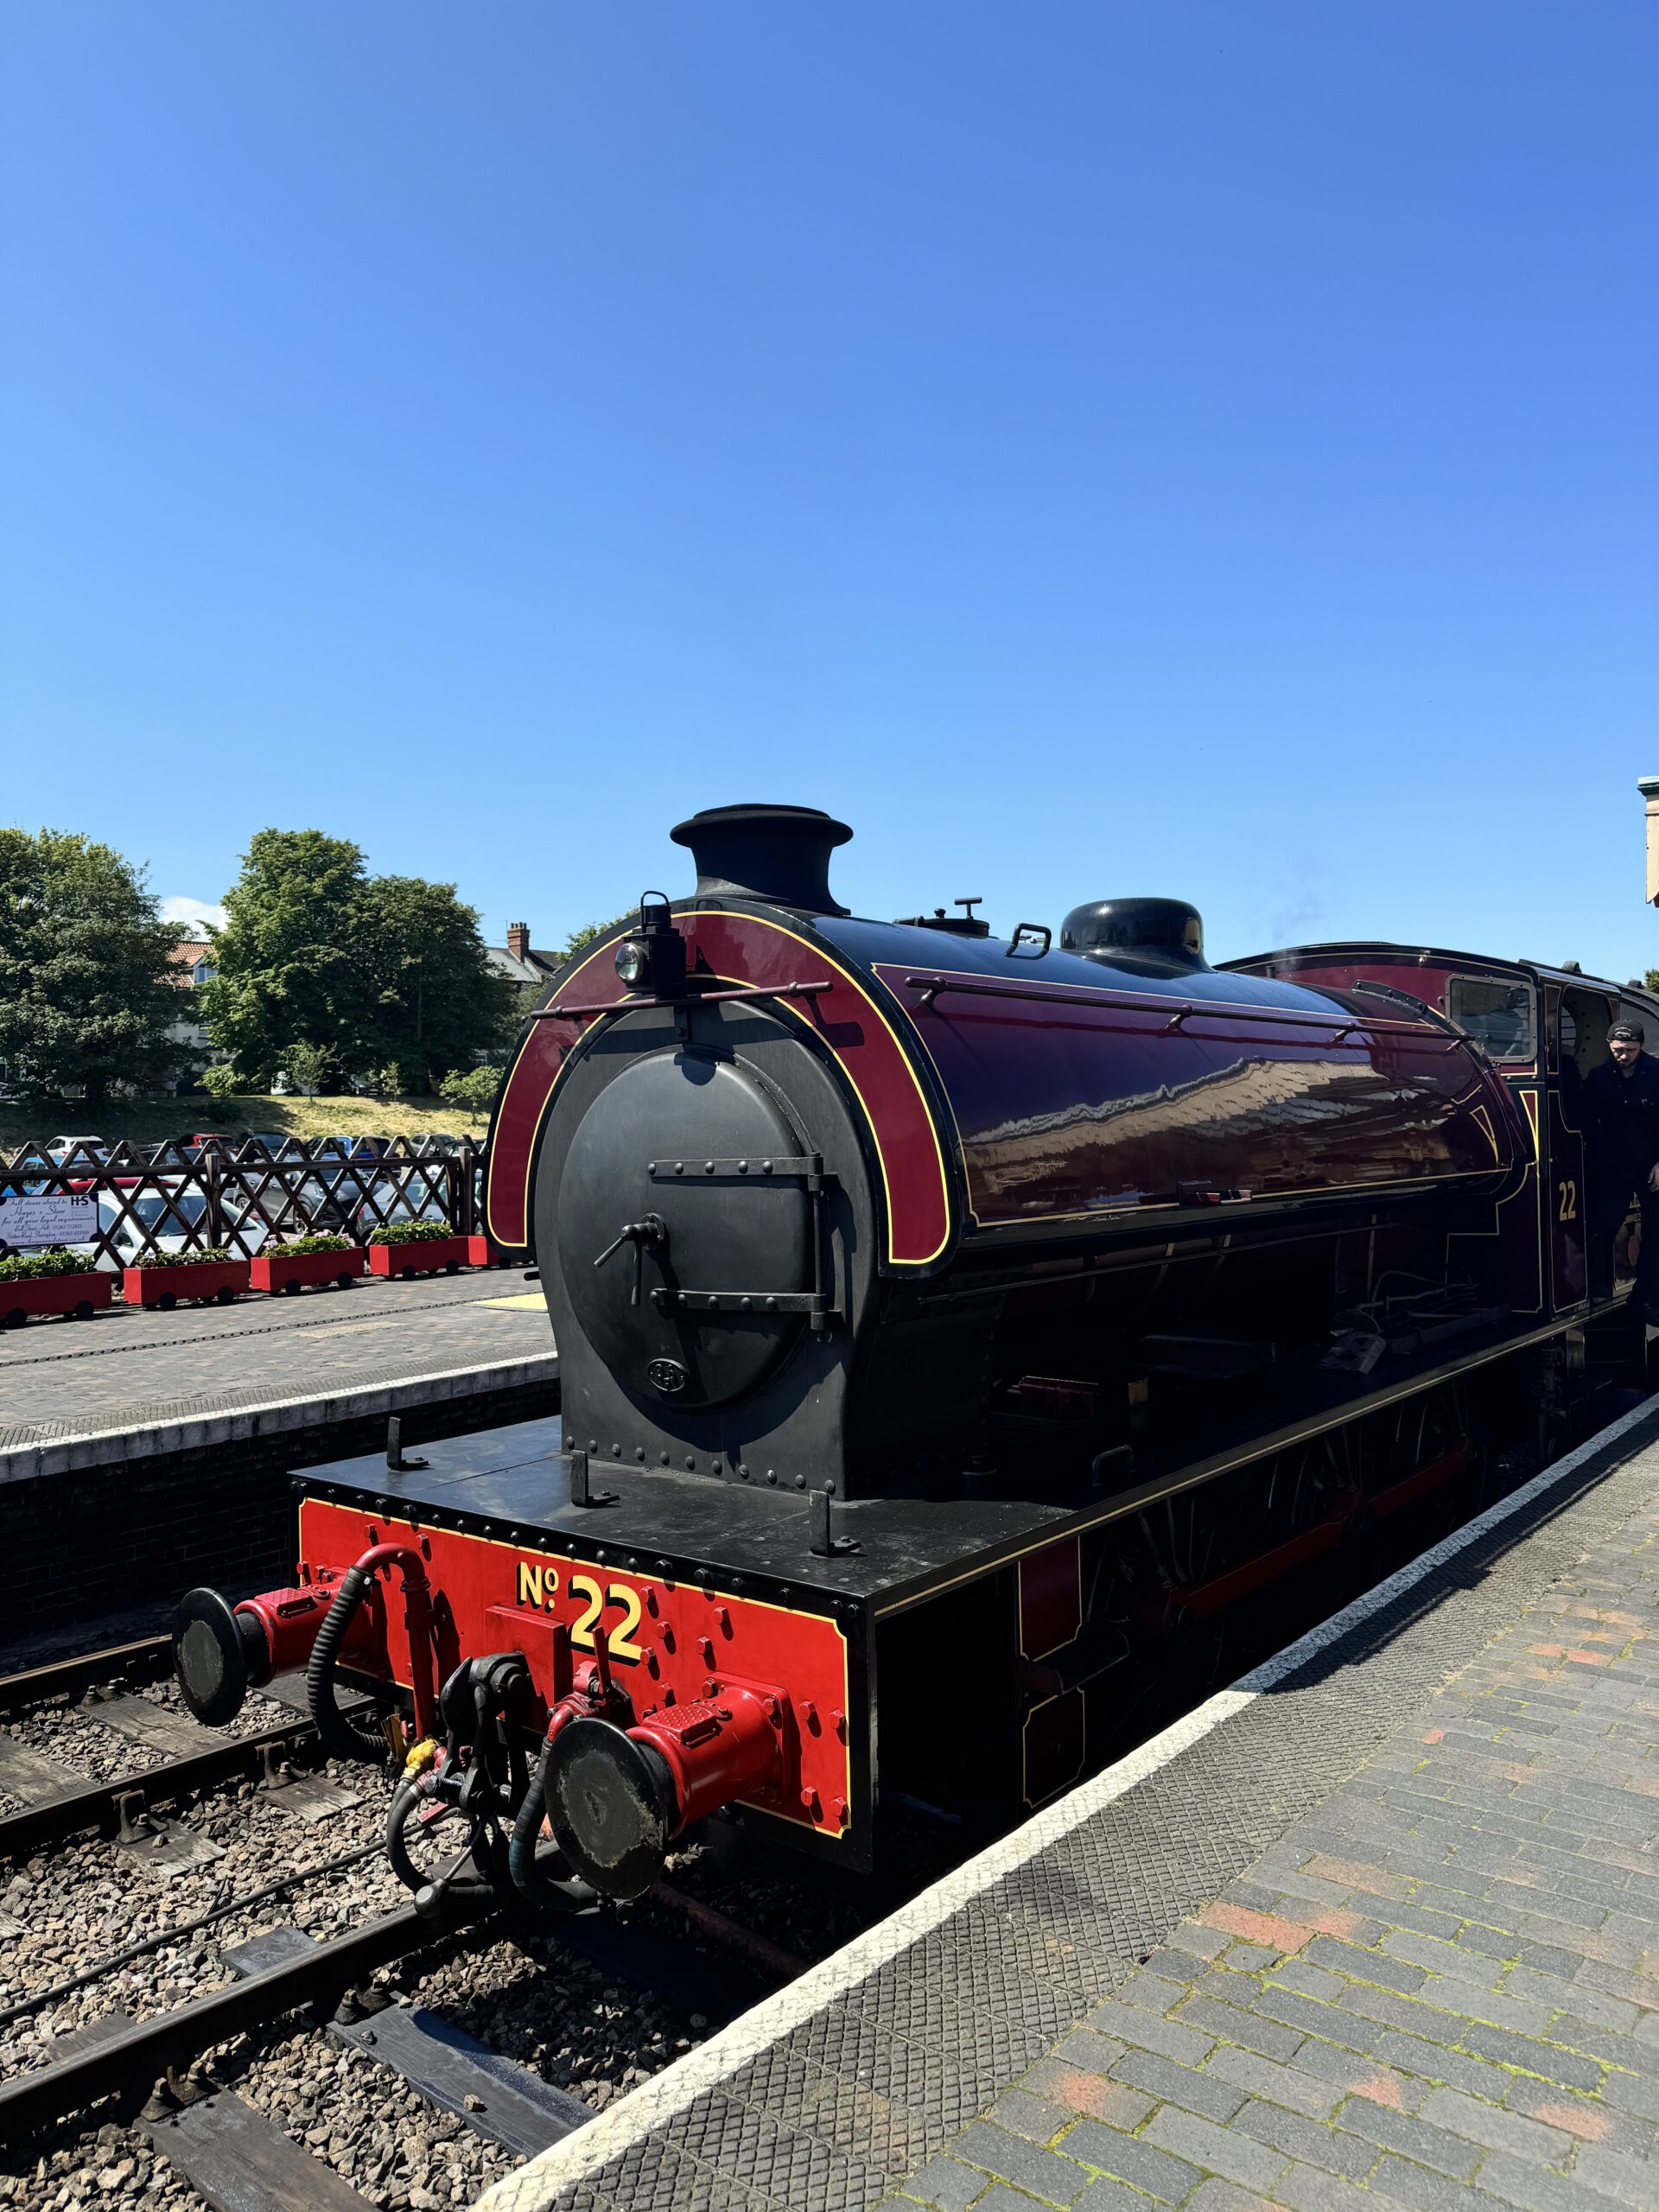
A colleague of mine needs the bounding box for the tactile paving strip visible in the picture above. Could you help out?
[481,1403,1659,2212]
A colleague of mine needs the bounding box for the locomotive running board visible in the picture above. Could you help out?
[870,1306,1608,1619]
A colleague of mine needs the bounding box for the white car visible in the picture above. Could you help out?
[47,1134,110,1162]
[82,1183,273,1268]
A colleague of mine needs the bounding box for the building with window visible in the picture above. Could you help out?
[164,935,217,1089]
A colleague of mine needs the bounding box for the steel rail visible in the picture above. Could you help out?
[0,1636,172,1719]
[0,1890,501,2144]
[0,1866,798,2143]
[0,1707,359,1860]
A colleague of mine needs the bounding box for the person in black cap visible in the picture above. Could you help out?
[1584,1019,1659,1313]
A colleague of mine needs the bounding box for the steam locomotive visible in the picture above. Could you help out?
[173,804,1652,1908]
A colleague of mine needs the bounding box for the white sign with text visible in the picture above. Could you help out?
[0,1192,99,1247]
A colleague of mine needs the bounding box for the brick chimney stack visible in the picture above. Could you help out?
[506,922,531,963]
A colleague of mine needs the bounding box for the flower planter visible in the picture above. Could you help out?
[122,1260,250,1311]
[1,1271,112,1327]
[369,1236,468,1280]
[467,1234,508,1269]
[250,1248,365,1295]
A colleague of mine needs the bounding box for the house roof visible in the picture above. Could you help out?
[486,944,561,986]
[167,938,215,981]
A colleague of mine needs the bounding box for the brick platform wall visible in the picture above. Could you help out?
[5,1381,558,1647]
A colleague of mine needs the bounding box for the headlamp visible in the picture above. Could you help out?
[615,939,648,988]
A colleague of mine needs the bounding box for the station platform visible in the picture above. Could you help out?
[0,1269,552,1465]
[479,1396,1659,2212]
[2,1273,558,1655]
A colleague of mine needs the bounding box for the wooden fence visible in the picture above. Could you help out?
[0,1137,485,1270]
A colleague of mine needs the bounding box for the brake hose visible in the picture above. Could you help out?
[508,1722,590,1916]
[305,1566,395,1764]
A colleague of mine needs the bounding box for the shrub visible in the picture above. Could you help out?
[0,1245,95,1281]
[439,1066,499,1126]
[264,1233,355,1255]
[367,1221,454,1244]
[134,1247,235,1269]
[200,1063,241,1100]
[282,1042,332,1098]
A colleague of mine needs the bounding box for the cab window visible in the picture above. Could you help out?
[1446,976,1535,1062]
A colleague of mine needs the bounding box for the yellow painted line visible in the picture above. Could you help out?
[476,1292,546,1311]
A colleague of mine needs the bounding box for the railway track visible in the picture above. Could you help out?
[0,1700,368,1862]
[0,1873,787,2142]
[0,1636,811,2209]
[3,1863,793,2210]
[0,1428,1525,2209]
[0,1635,173,1720]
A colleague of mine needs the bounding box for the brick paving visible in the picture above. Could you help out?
[887,1481,1659,2211]
[0,1270,551,1442]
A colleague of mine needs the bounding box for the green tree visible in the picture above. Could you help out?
[202,830,373,1089]
[0,829,191,1100]
[359,875,518,1091]
[561,913,631,963]
[1643,970,1659,994]
[282,1041,331,1097]
[205,834,516,1092]
[440,1065,501,1126]
[200,1063,242,1101]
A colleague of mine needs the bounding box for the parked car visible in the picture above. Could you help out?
[46,1135,110,1163]
[60,1183,201,1270]
[353,1178,448,1233]
[220,1196,272,1255]
[262,1173,359,1236]
[143,1140,195,1166]
[105,1188,212,1261]
[248,1132,294,1153]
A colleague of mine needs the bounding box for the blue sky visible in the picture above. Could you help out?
[3,5,1655,977]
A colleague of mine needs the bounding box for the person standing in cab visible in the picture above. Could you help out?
[1585,1019,1659,1317]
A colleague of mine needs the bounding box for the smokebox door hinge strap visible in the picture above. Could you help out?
[645,1154,841,1326]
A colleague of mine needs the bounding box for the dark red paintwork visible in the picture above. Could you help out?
[875,962,1522,1232]
[486,911,952,1266]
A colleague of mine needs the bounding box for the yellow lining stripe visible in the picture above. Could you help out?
[488,912,953,1268]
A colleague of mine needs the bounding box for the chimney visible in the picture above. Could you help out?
[506,923,531,963]
[670,804,853,915]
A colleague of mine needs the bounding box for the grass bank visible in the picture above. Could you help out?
[0,1095,489,1152]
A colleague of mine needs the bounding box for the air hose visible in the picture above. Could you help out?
[385,1771,498,1907]
[508,1722,590,1916]
[305,1565,393,1764]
